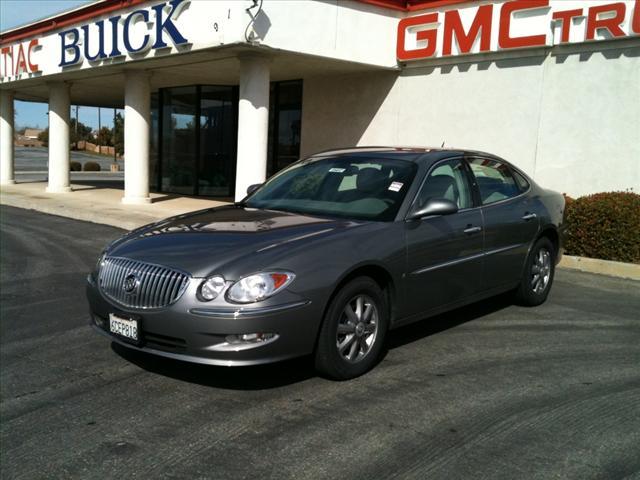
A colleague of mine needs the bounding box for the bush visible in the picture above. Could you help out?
[83,161,101,172]
[564,191,640,263]
[70,161,81,171]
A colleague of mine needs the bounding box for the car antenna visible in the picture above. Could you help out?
[441,141,446,148]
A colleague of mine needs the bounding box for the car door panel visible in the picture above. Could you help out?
[404,210,484,317]
[402,157,484,318]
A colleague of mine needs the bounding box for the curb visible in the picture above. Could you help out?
[0,194,150,230]
[558,255,640,281]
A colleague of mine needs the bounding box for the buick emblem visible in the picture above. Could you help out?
[122,273,140,295]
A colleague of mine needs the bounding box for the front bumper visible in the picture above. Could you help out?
[86,276,321,366]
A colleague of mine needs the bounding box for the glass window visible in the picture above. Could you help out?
[246,156,417,221]
[150,92,160,191]
[199,86,236,197]
[468,158,520,205]
[414,159,473,210]
[160,87,197,195]
[267,81,302,177]
[513,169,530,192]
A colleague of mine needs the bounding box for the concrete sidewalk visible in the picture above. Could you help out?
[0,181,230,230]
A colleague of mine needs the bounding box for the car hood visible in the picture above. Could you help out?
[108,205,360,277]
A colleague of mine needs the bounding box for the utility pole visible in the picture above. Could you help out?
[75,105,79,149]
[97,107,101,155]
[113,108,117,164]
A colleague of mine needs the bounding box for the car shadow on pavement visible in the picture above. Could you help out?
[111,292,514,389]
[111,342,315,390]
[385,292,514,350]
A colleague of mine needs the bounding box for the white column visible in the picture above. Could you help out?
[46,82,71,193]
[235,54,270,202]
[122,70,151,204]
[0,90,15,186]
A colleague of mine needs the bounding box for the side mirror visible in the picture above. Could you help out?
[246,183,263,196]
[408,198,458,220]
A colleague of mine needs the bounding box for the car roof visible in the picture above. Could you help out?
[310,146,501,163]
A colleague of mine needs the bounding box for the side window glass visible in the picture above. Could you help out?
[513,170,530,192]
[468,158,520,205]
[415,159,472,210]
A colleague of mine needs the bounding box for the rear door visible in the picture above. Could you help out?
[466,156,539,291]
[404,158,484,317]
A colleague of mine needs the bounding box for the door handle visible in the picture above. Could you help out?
[463,226,482,234]
[522,213,537,221]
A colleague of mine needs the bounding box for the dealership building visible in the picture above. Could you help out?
[0,0,638,202]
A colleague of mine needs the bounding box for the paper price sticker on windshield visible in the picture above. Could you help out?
[388,182,403,192]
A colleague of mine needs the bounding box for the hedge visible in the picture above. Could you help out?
[564,191,640,264]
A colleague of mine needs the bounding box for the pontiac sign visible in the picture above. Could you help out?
[0,0,192,81]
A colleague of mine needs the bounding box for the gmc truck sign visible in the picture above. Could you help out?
[397,0,640,61]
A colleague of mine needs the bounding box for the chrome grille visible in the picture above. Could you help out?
[98,256,190,309]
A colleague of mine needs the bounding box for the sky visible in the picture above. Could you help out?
[1,0,119,131]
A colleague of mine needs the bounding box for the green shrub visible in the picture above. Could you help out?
[83,161,101,172]
[70,161,81,172]
[564,191,640,263]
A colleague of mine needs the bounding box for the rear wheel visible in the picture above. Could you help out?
[515,237,555,306]
[314,277,388,380]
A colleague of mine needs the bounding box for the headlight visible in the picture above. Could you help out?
[226,272,295,304]
[96,251,106,271]
[198,275,226,301]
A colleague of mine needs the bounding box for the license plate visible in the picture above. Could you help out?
[109,314,139,342]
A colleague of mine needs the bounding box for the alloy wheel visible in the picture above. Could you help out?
[336,294,379,363]
[531,247,551,294]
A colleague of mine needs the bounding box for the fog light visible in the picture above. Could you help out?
[225,333,277,344]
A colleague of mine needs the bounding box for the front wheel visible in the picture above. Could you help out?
[515,237,556,306]
[314,277,388,380]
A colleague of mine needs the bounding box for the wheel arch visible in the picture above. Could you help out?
[313,263,397,351]
[538,226,560,260]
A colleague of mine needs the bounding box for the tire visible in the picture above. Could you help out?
[515,237,556,306]
[314,277,389,380]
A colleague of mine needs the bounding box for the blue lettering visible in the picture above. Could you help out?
[82,20,107,61]
[152,0,188,49]
[59,28,81,67]
[123,10,150,53]
[108,16,122,57]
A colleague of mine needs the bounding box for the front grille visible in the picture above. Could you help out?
[98,256,190,309]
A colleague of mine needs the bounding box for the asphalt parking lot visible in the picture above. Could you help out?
[1,205,639,480]
[13,147,124,187]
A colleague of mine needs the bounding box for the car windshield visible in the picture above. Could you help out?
[245,156,418,221]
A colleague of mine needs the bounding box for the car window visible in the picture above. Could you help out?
[513,169,530,192]
[468,158,520,205]
[245,156,418,221]
[414,159,473,210]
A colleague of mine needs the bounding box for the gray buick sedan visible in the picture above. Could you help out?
[87,147,565,379]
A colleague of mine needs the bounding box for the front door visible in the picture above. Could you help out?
[404,158,484,318]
